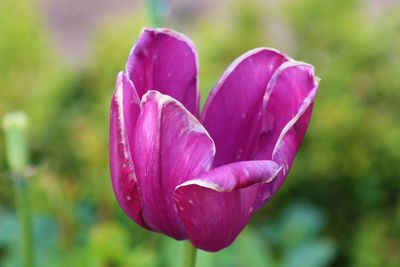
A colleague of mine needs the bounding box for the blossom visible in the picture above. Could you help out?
[110,27,319,252]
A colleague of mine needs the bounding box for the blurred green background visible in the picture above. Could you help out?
[1,0,399,266]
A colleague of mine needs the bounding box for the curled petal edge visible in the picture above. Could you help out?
[174,160,281,252]
[109,71,151,230]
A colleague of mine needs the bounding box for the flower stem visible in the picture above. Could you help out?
[15,178,34,267]
[182,242,197,267]
[147,0,166,27]
[2,112,34,267]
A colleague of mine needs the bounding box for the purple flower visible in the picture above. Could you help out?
[110,28,319,252]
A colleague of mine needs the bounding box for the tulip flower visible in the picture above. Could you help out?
[110,27,319,252]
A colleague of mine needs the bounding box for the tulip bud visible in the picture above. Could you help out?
[2,111,29,176]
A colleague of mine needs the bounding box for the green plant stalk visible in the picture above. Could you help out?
[147,0,164,27]
[15,178,34,267]
[182,242,197,267]
[2,112,34,267]
[2,112,28,174]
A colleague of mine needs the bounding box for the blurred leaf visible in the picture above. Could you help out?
[264,202,326,247]
[88,222,129,265]
[231,228,276,267]
[160,235,183,267]
[0,209,19,246]
[0,213,59,267]
[197,227,276,267]
[123,246,157,267]
[352,216,400,267]
[282,239,336,267]
[33,215,59,267]
[74,201,98,244]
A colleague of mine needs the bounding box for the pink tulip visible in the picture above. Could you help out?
[110,27,319,252]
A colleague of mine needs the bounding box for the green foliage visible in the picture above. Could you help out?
[263,203,336,267]
[1,0,400,266]
[351,215,400,267]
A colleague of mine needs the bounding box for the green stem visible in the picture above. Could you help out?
[15,178,34,267]
[147,0,165,27]
[2,112,34,267]
[182,242,197,267]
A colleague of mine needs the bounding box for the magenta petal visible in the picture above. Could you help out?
[109,72,150,229]
[254,61,319,194]
[133,91,215,240]
[126,27,200,116]
[174,160,281,252]
[201,48,288,167]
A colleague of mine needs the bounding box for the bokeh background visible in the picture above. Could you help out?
[1,0,400,266]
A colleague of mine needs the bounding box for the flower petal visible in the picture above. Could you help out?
[254,61,319,194]
[109,72,150,229]
[174,160,281,252]
[133,91,215,240]
[126,27,200,116]
[201,48,288,167]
